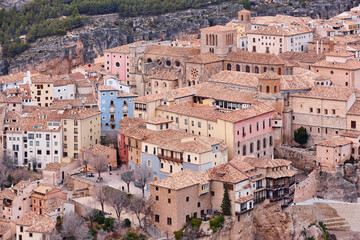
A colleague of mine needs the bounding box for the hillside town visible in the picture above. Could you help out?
[0,4,360,240]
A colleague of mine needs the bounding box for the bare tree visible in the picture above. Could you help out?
[61,212,90,240]
[90,155,107,181]
[50,230,63,240]
[95,186,107,214]
[102,130,119,147]
[81,151,90,178]
[106,188,129,221]
[130,196,149,229]
[11,169,31,185]
[85,208,99,229]
[134,165,153,198]
[121,170,134,193]
[0,151,14,189]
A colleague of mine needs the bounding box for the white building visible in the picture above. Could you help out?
[6,114,63,169]
[247,25,313,55]
[104,75,131,93]
[54,79,75,100]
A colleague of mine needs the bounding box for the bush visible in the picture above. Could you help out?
[294,126,308,146]
[123,218,131,227]
[124,231,139,240]
[89,228,97,236]
[97,215,105,225]
[139,233,146,240]
[174,229,184,240]
[104,218,115,231]
[55,29,67,35]
[210,215,224,232]
[190,218,202,229]
[96,225,101,230]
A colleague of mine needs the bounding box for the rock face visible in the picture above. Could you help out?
[0,0,33,10]
[1,0,360,75]
[316,163,360,202]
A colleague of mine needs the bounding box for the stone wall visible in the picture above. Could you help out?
[275,146,316,171]
[294,169,318,203]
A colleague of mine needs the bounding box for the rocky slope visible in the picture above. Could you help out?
[1,0,360,75]
[317,163,360,202]
[0,0,33,10]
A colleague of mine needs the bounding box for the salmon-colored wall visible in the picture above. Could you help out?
[105,52,130,81]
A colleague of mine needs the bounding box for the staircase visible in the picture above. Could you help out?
[323,217,351,231]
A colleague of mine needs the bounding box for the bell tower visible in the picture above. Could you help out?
[200,25,237,56]
[238,9,252,31]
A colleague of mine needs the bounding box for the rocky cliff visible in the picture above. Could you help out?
[1,0,360,76]
[316,163,360,203]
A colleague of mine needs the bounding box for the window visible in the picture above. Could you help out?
[198,122,201,128]
[242,145,246,156]
[191,121,194,126]
[351,121,356,129]
[167,217,172,225]
[156,196,159,201]
[310,108,313,113]
[185,119,188,125]
[257,140,260,150]
[198,202,201,208]
[317,108,320,114]
[155,215,160,222]
[269,136,273,146]
[186,196,189,202]
[332,109,336,114]
[168,198,171,203]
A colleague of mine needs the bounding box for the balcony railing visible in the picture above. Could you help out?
[157,155,183,163]
[254,196,266,204]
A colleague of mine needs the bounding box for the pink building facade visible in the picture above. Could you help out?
[105,51,130,82]
[234,111,275,159]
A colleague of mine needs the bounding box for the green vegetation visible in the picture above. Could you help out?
[209,214,224,232]
[123,218,131,227]
[190,217,202,229]
[0,0,231,57]
[241,0,251,10]
[221,183,232,216]
[124,231,146,240]
[174,226,186,240]
[294,126,308,146]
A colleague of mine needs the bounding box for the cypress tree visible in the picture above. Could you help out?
[221,183,232,216]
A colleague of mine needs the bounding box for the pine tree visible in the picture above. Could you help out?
[221,183,232,216]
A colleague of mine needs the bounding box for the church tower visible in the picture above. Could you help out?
[200,25,237,56]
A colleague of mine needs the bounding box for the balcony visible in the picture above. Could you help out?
[281,198,294,208]
[157,154,183,163]
[109,106,116,113]
[254,196,266,204]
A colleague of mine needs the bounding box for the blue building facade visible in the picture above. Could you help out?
[99,89,136,130]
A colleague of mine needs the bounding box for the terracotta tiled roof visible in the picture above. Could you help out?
[220,103,275,123]
[105,41,146,54]
[156,104,223,122]
[258,70,281,80]
[18,212,56,234]
[43,163,68,172]
[145,45,200,58]
[0,222,11,236]
[81,144,115,157]
[68,72,85,81]
[34,185,53,194]
[229,156,256,172]
[316,136,353,147]
[325,51,354,57]
[186,52,222,64]
[279,51,326,64]
[148,68,181,81]
[208,71,258,88]
[248,25,311,36]
[121,126,154,140]
[0,188,16,201]
[12,180,31,191]
[134,93,164,102]
[291,85,355,101]
[31,75,53,84]
[60,108,101,120]
[146,117,173,125]
[195,82,258,104]
[224,50,286,65]
[150,169,209,190]
[340,130,360,138]
[54,78,74,87]
[98,85,119,91]
[347,100,360,115]
[207,163,249,183]
[200,25,236,32]
[0,72,26,84]
[119,117,146,131]
[312,58,360,70]
[241,157,292,168]
[235,194,254,204]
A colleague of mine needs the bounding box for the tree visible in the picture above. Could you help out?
[60,212,90,240]
[129,196,146,229]
[9,168,31,185]
[90,154,107,181]
[102,130,119,147]
[121,170,134,193]
[95,186,107,214]
[0,151,15,189]
[81,151,90,177]
[85,208,99,229]
[134,165,153,198]
[294,126,308,146]
[106,188,129,221]
[241,0,251,10]
[221,183,231,216]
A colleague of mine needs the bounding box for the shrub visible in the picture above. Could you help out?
[125,231,139,240]
[174,229,184,240]
[123,218,131,227]
[190,218,202,229]
[104,218,115,231]
[89,228,97,236]
[210,215,224,232]
[97,215,105,225]
[139,233,146,239]
[96,225,101,230]
[294,126,308,146]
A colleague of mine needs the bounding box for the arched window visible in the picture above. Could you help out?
[163,82,167,88]
[246,65,250,73]
[166,60,171,66]
[147,58,152,63]
[278,68,282,75]
[236,64,240,71]
[188,81,191,86]
[227,63,232,71]
[155,81,159,87]
[274,86,277,93]
[192,80,196,85]
[241,15,244,21]
[123,99,128,105]
[266,86,270,93]
[263,67,267,72]
[206,34,208,45]
[255,66,259,74]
